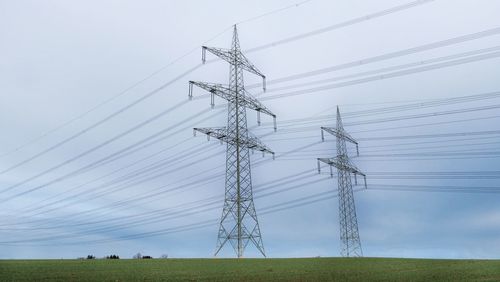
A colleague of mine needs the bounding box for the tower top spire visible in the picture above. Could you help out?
[336,105,344,131]
[232,24,240,51]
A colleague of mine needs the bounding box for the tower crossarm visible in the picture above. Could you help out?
[194,127,274,156]
[238,53,266,80]
[321,127,358,145]
[317,157,367,188]
[189,81,276,122]
[202,46,266,91]
[202,46,233,65]
[321,127,359,156]
[317,157,365,176]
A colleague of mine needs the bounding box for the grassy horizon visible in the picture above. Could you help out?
[1,257,499,281]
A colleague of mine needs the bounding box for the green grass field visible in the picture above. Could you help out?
[1,257,499,281]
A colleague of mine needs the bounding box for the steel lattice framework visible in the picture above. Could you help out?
[188,25,276,258]
[317,106,366,257]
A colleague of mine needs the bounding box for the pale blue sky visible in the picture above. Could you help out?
[0,0,500,259]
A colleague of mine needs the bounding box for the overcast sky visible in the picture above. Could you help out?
[1,0,500,259]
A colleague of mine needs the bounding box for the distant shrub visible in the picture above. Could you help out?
[142,256,153,259]
[106,255,119,259]
[87,255,95,260]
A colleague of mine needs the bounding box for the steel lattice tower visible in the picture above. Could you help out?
[188,25,276,258]
[317,106,366,257]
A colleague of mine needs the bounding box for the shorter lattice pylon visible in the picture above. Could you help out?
[317,106,366,257]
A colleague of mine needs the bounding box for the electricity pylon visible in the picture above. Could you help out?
[317,106,366,257]
[188,25,276,258]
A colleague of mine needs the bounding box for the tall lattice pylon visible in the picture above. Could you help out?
[317,106,366,257]
[188,25,276,258]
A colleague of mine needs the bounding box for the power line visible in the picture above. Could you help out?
[7,17,472,200]
[361,143,500,154]
[0,107,223,200]
[345,103,500,127]
[20,144,224,218]
[262,46,500,95]
[359,152,500,159]
[0,172,329,243]
[254,89,500,129]
[5,27,497,188]
[248,26,500,88]
[349,114,500,135]
[259,51,500,102]
[4,172,321,231]
[2,173,498,245]
[258,106,500,138]
[0,68,198,175]
[4,140,314,226]
[0,0,435,161]
[358,129,500,141]
[16,137,195,212]
[0,99,191,193]
[236,0,314,25]
[245,0,435,53]
[368,184,500,194]
[361,135,500,149]
[279,143,500,156]
[0,141,320,229]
